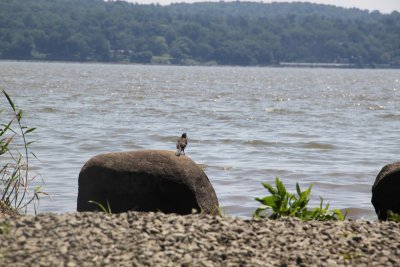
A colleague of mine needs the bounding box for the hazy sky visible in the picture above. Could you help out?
[125,0,400,13]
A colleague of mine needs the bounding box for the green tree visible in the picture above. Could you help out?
[0,0,399,66]
[131,51,153,63]
[149,36,168,56]
[170,37,193,63]
[4,31,34,59]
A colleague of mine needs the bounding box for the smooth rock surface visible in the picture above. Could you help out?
[77,150,219,215]
[371,162,400,220]
[1,212,400,266]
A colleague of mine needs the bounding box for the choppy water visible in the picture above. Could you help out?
[1,61,399,219]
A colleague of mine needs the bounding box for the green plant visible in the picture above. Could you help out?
[254,177,345,221]
[342,252,361,260]
[0,223,9,235]
[309,196,346,221]
[386,210,400,222]
[88,200,112,214]
[1,89,44,214]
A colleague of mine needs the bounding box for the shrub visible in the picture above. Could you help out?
[1,89,44,214]
[387,211,400,222]
[254,177,345,221]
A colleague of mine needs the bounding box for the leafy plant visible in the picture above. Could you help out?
[386,210,400,222]
[88,200,112,214]
[1,89,44,214]
[254,177,345,221]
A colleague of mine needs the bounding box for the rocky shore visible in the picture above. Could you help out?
[0,212,399,266]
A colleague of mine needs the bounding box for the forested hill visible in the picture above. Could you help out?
[1,0,399,67]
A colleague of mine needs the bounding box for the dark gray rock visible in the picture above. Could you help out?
[77,150,219,215]
[371,161,400,220]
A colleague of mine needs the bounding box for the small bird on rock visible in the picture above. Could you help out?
[176,133,188,156]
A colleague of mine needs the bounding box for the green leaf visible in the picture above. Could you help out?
[253,206,269,219]
[34,186,42,193]
[24,128,36,134]
[262,182,277,195]
[106,201,112,214]
[88,200,112,214]
[333,209,345,221]
[0,120,13,137]
[27,141,35,146]
[275,177,287,198]
[296,183,301,196]
[2,89,16,112]
[255,196,275,207]
[17,110,23,121]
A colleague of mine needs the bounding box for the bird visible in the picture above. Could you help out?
[175,133,188,156]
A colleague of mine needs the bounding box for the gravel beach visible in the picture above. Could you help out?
[0,212,399,266]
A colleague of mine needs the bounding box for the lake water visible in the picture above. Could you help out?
[1,61,399,219]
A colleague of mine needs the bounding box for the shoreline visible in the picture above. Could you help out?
[1,211,398,266]
[1,59,399,70]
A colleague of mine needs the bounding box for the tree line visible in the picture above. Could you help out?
[0,0,399,67]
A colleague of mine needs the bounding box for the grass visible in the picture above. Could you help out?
[88,200,112,214]
[254,177,345,221]
[1,89,45,214]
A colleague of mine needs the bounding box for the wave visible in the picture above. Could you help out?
[379,113,400,120]
[300,142,335,150]
[204,164,234,172]
[243,139,282,147]
[40,107,60,113]
[243,140,335,149]
[149,134,178,142]
[264,107,305,115]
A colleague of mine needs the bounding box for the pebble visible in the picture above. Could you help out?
[0,212,399,266]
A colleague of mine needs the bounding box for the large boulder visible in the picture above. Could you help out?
[77,150,219,215]
[371,162,400,220]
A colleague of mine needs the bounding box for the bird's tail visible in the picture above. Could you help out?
[175,148,181,156]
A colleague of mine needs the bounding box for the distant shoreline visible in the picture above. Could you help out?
[1,59,399,69]
[2,1,399,69]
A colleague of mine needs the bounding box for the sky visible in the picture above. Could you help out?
[125,0,400,13]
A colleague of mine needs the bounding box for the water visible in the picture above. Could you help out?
[1,61,399,219]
